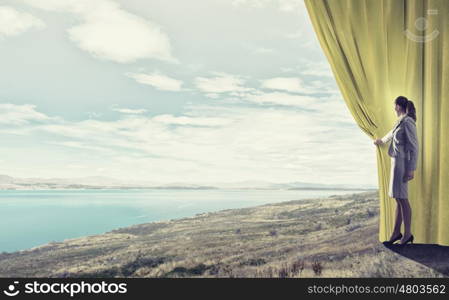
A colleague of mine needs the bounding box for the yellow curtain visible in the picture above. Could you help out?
[304,0,449,245]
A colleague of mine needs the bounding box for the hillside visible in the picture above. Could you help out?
[0,191,447,278]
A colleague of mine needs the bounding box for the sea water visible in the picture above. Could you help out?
[0,188,368,252]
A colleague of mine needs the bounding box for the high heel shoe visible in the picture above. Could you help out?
[383,232,402,244]
[398,234,414,245]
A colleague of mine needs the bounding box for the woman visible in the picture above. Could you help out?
[373,96,419,245]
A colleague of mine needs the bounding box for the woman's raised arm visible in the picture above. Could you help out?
[380,128,394,144]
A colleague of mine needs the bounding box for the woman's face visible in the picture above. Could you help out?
[394,103,403,116]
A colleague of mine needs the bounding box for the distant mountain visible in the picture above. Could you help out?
[209,180,376,190]
[0,174,376,191]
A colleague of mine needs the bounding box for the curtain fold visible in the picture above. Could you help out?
[304,0,449,245]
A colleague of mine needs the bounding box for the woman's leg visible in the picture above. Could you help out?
[398,197,412,240]
[389,199,403,240]
[391,199,402,238]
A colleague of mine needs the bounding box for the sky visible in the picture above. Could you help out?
[0,0,378,186]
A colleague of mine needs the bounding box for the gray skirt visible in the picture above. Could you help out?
[388,155,408,199]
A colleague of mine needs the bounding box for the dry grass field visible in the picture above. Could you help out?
[1,190,448,278]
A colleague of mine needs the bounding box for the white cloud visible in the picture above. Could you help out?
[22,0,176,63]
[0,6,45,37]
[260,76,339,95]
[194,72,253,94]
[126,72,184,91]
[86,112,103,119]
[260,77,309,93]
[50,141,114,153]
[193,72,338,108]
[278,63,336,97]
[191,71,350,123]
[231,0,304,13]
[2,101,374,185]
[299,60,334,77]
[193,68,338,106]
[277,0,304,12]
[241,91,317,107]
[237,90,352,124]
[0,103,52,125]
[152,114,231,126]
[205,93,220,99]
[112,108,148,114]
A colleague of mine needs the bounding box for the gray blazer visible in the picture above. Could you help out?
[381,115,419,172]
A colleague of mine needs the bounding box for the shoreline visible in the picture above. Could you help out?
[1,190,378,255]
[0,188,377,254]
[0,189,446,278]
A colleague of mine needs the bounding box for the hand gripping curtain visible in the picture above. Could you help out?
[304,0,449,245]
